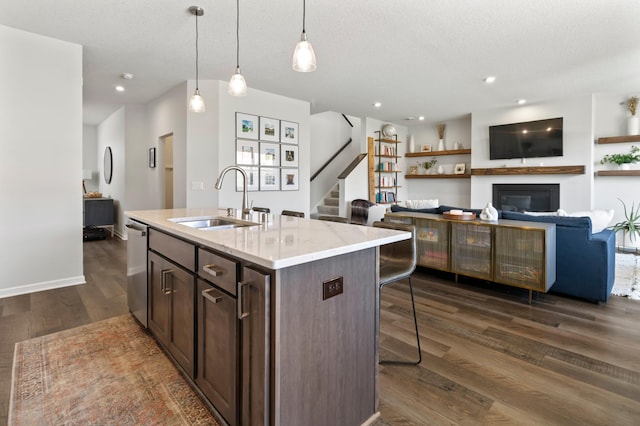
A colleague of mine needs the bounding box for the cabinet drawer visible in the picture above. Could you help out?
[198,248,238,296]
[149,228,195,271]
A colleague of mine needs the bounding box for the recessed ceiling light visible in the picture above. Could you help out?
[115,85,125,92]
[517,99,527,105]
[373,102,382,108]
[418,116,425,121]
[121,73,134,80]
[483,76,496,84]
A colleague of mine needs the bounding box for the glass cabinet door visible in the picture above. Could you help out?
[451,222,492,280]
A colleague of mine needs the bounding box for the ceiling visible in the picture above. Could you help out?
[2,0,640,126]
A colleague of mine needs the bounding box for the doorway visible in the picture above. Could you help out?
[161,134,173,209]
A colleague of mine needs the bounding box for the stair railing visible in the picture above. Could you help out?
[310,138,352,182]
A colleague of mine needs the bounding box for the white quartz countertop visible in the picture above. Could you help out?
[126,208,410,270]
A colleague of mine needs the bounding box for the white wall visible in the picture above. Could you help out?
[217,82,311,216]
[470,95,594,211]
[0,25,83,297]
[310,112,362,209]
[593,92,640,235]
[83,125,99,193]
[97,107,126,236]
[405,116,472,207]
[147,82,188,209]
[124,104,152,213]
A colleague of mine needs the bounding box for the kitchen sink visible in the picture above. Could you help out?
[169,216,258,231]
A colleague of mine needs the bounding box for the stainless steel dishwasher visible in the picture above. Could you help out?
[126,219,148,327]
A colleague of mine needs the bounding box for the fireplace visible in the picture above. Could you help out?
[493,184,560,212]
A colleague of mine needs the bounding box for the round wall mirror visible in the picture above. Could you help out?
[103,146,113,184]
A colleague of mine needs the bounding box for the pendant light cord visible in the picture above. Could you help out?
[302,0,306,34]
[236,0,240,68]
[195,11,199,90]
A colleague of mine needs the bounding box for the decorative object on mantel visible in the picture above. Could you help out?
[600,145,640,170]
[608,198,640,249]
[479,202,499,221]
[626,96,639,135]
[436,123,446,151]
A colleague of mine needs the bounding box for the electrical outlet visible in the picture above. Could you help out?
[191,181,204,191]
[323,276,343,300]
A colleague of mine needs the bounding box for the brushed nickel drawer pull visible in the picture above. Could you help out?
[203,264,224,277]
[202,288,222,304]
[237,280,250,319]
[161,269,174,295]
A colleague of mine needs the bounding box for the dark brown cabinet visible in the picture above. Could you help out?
[147,230,196,379]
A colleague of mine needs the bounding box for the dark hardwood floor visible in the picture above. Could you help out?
[1,240,639,425]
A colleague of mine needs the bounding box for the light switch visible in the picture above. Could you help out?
[191,181,204,191]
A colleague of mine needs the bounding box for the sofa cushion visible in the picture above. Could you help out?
[502,211,592,231]
[405,199,439,209]
[523,209,568,217]
[390,205,440,214]
[566,209,614,233]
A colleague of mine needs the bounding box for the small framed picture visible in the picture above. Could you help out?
[149,148,156,168]
[454,163,466,174]
[236,140,259,165]
[259,167,280,191]
[260,142,280,166]
[281,121,299,144]
[421,145,432,152]
[259,116,280,142]
[281,168,299,191]
[281,145,298,167]
[409,165,419,175]
[236,113,259,140]
[236,166,259,192]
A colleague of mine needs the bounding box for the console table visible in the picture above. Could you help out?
[83,197,115,237]
[385,212,556,303]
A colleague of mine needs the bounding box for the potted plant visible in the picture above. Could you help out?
[627,96,639,135]
[421,158,437,174]
[609,198,640,249]
[600,145,640,170]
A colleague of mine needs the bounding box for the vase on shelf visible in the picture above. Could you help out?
[628,116,639,135]
[620,163,631,170]
[438,139,445,151]
[437,165,444,174]
[408,135,415,153]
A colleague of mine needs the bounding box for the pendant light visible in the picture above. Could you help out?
[292,0,317,72]
[228,0,247,96]
[188,6,205,112]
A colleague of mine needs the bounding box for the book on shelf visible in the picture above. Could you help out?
[376,191,397,203]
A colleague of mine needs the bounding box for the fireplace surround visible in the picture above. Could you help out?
[493,184,560,212]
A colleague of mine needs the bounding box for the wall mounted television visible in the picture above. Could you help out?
[489,117,563,160]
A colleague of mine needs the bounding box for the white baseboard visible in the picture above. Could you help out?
[0,276,86,299]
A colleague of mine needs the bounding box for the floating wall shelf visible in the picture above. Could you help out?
[596,170,640,176]
[471,165,585,176]
[405,149,471,157]
[596,135,640,144]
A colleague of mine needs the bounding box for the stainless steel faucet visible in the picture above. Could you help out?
[215,166,251,219]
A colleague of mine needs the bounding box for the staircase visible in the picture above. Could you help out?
[314,184,340,217]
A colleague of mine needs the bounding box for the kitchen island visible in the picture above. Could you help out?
[126,208,409,426]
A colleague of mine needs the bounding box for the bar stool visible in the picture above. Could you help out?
[317,215,350,223]
[281,210,305,218]
[373,221,421,365]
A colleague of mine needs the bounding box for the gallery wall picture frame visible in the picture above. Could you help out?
[149,148,156,168]
[236,112,259,140]
[236,166,259,192]
[259,116,280,142]
[281,144,299,167]
[454,163,466,174]
[259,142,280,167]
[236,140,259,165]
[281,168,299,191]
[259,167,280,191]
[280,120,299,145]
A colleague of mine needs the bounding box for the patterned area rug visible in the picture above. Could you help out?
[612,253,640,300]
[9,315,219,425]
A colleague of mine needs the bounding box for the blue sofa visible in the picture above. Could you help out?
[390,205,616,302]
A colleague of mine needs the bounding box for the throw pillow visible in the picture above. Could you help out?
[566,209,614,233]
[523,209,568,217]
[405,199,439,209]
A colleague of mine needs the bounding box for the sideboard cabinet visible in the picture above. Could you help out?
[385,212,556,301]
